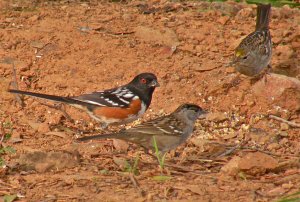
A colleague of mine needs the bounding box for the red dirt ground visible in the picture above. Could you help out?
[0,1,299,201]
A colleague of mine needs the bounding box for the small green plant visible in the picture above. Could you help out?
[238,171,247,181]
[152,136,167,170]
[0,122,16,166]
[99,169,109,175]
[277,191,300,202]
[3,194,17,202]
[152,175,172,182]
[124,155,140,176]
[151,137,172,181]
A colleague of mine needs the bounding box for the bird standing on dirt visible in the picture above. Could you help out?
[8,73,159,128]
[77,103,207,154]
[231,4,272,77]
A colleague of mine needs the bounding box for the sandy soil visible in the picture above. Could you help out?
[0,1,300,201]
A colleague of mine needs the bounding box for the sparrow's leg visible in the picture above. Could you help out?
[263,64,272,83]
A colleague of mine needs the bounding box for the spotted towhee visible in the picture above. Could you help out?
[8,73,159,128]
[77,103,207,154]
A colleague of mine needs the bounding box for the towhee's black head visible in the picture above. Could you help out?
[128,73,159,107]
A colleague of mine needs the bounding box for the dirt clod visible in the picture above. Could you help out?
[18,151,80,173]
[238,152,279,175]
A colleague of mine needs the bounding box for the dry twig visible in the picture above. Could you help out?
[128,173,145,196]
[39,102,74,123]
[10,62,24,107]
[0,122,5,145]
[240,147,281,157]
[216,141,243,158]
[269,115,300,128]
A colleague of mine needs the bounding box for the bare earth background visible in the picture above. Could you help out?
[0,0,300,201]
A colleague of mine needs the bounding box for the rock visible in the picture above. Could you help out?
[192,59,219,72]
[45,131,67,138]
[266,187,286,197]
[113,139,129,151]
[5,17,14,23]
[9,130,23,143]
[206,112,228,122]
[272,36,282,44]
[278,131,289,137]
[185,185,203,195]
[37,123,50,133]
[44,112,63,125]
[280,5,293,19]
[252,74,300,112]
[18,151,80,173]
[77,142,107,157]
[267,143,280,151]
[271,7,281,19]
[280,123,290,131]
[222,132,237,140]
[159,45,177,58]
[279,138,289,146]
[35,162,54,173]
[134,26,179,47]
[26,120,40,131]
[282,183,294,189]
[30,40,45,49]
[211,2,240,16]
[225,66,235,73]
[217,16,230,25]
[190,138,208,152]
[122,14,133,21]
[11,130,21,139]
[28,15,39,22]
[221,156,241,176]
[238,152,279,175]
[248,128,272,145]
[235,7,254,20]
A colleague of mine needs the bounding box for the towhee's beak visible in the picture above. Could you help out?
[149,80,160,87]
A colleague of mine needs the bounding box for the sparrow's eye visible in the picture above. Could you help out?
[140,78,147,84]
[242,55,248,60]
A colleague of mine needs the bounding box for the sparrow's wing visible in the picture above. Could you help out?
[238,30,269,53]
[124,115,184,137]
[73,86,136,108]
[77,113,188,152]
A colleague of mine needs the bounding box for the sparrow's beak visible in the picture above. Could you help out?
[226,60,235,67]
[149,80,160,87]
[198,110,208,119]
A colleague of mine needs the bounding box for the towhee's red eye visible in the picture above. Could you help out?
[140,78,147,84]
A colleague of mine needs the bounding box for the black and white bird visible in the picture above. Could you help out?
[8,73,159,128]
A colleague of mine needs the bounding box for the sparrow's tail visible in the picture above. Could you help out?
[8,89,88,106]
[256,4,271,31]
[76,134,117,141]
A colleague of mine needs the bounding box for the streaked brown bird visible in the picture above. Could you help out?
[77,103,207,154]
[231,4,272,77]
